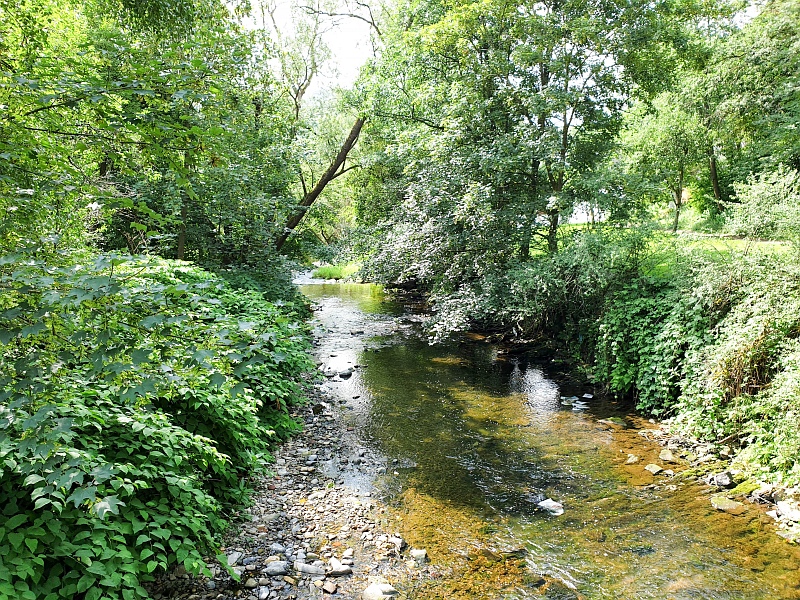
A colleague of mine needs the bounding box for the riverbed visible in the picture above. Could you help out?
[301,281,800,599]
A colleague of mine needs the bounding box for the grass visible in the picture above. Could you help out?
[312,263,361,280]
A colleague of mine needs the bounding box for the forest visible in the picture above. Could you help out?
[1,0,799,597]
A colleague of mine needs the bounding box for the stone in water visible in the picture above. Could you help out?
[537,498,564,516]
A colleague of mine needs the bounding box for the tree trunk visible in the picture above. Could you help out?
[547,210,559,253]
[275,117,365,252]
[177,200,187,260]
[672,163,685,234]
[671,192,681,233]
[709,149,723,208]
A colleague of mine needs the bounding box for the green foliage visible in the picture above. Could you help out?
[726,167,800,241]
[595,265,712,416]
[0,253,313,599]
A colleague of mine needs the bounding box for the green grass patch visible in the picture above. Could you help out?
[312,263,361,280]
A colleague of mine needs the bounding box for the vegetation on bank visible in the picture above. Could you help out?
[0,255,313,599]
[311,263,361,280]
[1,0,323,596]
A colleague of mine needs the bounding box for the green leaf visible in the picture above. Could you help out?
[76,574,96,593]
[84,587,103,600]
[8,532,25,549]
[210,373,226,389]
[33,497,51,510]
[67,486,97,508]
[5,514,27,531]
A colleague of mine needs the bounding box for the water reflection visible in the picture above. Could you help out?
[508,360,561,425]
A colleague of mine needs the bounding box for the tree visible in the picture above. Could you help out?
[704,0,800,184]
[619,94,707,231]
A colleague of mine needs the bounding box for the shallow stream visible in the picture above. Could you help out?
[299,281,800,599]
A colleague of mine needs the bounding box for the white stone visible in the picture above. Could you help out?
[537,498,564,516]
[329,557,353,576]
[777,500,800,522]
[644,464,663,475]
[294,561,326,575]
[362,583,399,599]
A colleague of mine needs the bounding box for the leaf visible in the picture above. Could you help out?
[210,373,226,389]
[76,574,96,593]
[84,587,103,600]
[8,532,25,549]
[33,497,51,510]
[131,348,152,364]
[67,486,97,508]
[5,514,27,531]
[139,315,165,329]
[92,495,125,519]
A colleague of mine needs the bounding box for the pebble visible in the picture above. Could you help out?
[264,562,289,576]
[328,558,352,576]
[227,551,243,567]
[322,581,337,594]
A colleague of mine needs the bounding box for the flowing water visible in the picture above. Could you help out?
[299,281,800,600]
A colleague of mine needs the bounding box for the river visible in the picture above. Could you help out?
[299,280,800,599]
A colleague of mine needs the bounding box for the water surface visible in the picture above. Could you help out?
[301,282,800,599]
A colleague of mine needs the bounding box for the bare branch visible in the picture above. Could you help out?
[298,3,382,38]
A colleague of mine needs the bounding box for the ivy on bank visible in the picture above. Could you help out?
[0,253,314,600]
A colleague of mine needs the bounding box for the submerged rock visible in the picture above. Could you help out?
[659,448,677,463]
[710,496,747,515]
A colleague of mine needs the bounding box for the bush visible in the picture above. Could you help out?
[0,253,313,600]
[726,166,800,241]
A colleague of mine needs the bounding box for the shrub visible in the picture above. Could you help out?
[0,253,313,599]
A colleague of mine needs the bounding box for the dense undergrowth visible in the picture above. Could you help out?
[0,252,313,600]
